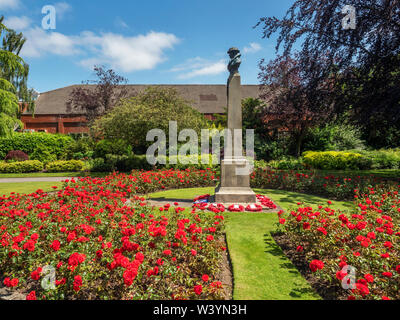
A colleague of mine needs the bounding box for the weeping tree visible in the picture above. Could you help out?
[2,28,35,114]
[256,0,400,148]
[0,17,25,136]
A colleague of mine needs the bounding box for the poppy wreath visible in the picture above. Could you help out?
[227,204,245,212]
[193,194,210,202]
[245,204,263,212]
[256,195,277,209]
[207,204,225,213]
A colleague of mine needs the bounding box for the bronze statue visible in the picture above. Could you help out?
[227,47,241,75]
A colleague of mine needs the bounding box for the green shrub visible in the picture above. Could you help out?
[303,151,372,170]
[88,158,112,173]
[30,145,57,164]
[353,149,400,169]
[303,123,366,152]
[63,137,95,160]
[0,133,74,160]
[266,157,306,170]
[88,154,218,173]
[46,160,84,173]
[0,160,44,173]
[93,139,132,159]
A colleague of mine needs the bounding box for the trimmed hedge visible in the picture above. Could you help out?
[303,151,372,170]
[46,160,85,173]
[0,160,44,173]
[0,133,74,160]
[89,154,219,172]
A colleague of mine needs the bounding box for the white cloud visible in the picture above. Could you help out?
[172,57,227,79]
[54,2,72,19]
[78,31,180,72]
[21,27,80,57]
[243,42,262,54]
[20,28,180,73]
[3,16,31,30]
[0,0,20,10]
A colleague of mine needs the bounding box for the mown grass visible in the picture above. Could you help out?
[0,181,63,196]
[149,187,353,300]
[0,172,108,179]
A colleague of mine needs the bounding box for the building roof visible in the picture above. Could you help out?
[26,84,261,115]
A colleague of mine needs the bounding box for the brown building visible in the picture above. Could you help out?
[21,84,261,134]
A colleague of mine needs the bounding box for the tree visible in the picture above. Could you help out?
[0,17,25,136]
[258,54,335,157]
[2,29,35,114]
[256,0,400,148]
[92,86,210,154]
[67,65,129,124]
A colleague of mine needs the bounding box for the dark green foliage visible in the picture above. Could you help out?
[93,86,210,154]
[93,139,132,159]
[0,133,74,159]
[63,137,96,160]
[303,123,366,152]
[30,145,57,164]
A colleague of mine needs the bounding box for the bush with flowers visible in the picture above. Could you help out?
[0,169,225,300]
[277,185,400,300]
[251,168,398,200]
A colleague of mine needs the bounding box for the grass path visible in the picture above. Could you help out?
[149,187,353,300]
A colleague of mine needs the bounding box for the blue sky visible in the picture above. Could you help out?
[0,0,294,93]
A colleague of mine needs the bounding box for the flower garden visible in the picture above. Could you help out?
[0,167,399,300]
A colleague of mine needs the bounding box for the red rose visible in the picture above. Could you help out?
[23,240,35,252]
[309,260,324,272]
[194,284,203,295]
[50,240,60,251]
[364,274,374,283]
[73,275,83,292]
[26,291,37,300]
[202,274,209,282]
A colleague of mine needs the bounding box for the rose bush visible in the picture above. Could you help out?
[251,168,398,200]
[0,169,225,300]
[277,185,400,300]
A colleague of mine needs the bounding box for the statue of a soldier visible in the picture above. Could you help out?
[227,47,241,75]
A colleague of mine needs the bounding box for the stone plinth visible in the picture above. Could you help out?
[215,158,256,203]
[215,52,257,204]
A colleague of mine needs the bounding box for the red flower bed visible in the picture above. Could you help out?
[278,185,400,300]
[0,170,225,300]
[251,169,398,200]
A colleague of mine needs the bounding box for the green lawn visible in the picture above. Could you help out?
[0,172,108,179]
[148,187,353,300]
[0,181,63,196]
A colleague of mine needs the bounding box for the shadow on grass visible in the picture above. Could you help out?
[263,232,320,299]
[255,188,354,211]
